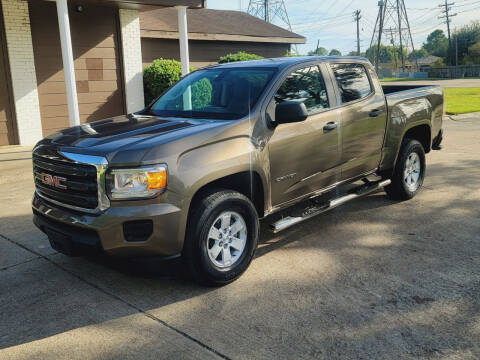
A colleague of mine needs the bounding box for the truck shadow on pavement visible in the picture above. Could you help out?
[1,157,480,358]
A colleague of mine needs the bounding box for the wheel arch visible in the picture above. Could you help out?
[403,123,432,154]
[188,171,266,220]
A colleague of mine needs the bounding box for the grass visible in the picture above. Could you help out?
[443,87,480,115]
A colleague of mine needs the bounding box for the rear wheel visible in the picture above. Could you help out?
[183,189,259,286]
[385,138,426,200]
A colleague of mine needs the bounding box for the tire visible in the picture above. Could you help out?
[183,189,259,286]
[385,138,426,200]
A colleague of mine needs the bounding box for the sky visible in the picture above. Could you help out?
[206,0,480,55]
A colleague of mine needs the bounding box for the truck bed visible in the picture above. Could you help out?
[381,84,434,95]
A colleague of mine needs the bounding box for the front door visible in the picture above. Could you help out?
[267,64,341,207]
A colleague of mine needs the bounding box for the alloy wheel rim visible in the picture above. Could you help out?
[207,211,247,268]
[404,152,421,191]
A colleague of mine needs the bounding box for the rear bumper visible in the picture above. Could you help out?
[32,193,184,258]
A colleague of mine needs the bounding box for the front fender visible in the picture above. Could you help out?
[170,136,269,250]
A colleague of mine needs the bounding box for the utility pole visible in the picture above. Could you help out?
[375,1,385,72]
[354,10,361,56]
[386,28,398,70]
[264,0,269,22]
[455,36,458,66]
[396,0,405,71]
[438,0,457,65]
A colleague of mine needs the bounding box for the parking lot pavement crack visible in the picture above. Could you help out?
[0,255,42,271]
[0,233,231,360]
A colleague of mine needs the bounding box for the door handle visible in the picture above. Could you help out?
[369,109,383,117]
[323,121,338,132]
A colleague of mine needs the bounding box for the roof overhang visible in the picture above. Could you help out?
[141,30,307,44]
[42,0,205,10]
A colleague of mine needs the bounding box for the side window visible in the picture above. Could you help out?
[274,65,329,115]
[330,63,373,104]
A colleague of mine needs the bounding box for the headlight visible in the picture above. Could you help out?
[107,165,167,200]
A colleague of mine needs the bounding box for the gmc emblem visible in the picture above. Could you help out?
[39,173,67,190]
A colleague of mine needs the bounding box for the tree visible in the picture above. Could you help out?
[308,47,328,56]
[469,42,480,57]
[423,30,448,58]
[452,21,480,64]
[365,45,394,63]
[329,49,342,56]
[408,48,429,62]
[430,58,445,67]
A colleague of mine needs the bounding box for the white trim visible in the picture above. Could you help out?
[175,6,190,76]
[119,9,145,113]
[56,0,80,127]
[1,0,43,145]
[140,29,307,44]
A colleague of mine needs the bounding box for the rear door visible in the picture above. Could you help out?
[267,63,342,207]
[328,62,387,180]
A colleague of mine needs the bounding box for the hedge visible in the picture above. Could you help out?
[218,51,263,64]
[143,58,194,104]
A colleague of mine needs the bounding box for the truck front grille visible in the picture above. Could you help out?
[33,154,99,210]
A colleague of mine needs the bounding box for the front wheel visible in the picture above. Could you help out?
[385,138,426,200]
[183,189,259,286]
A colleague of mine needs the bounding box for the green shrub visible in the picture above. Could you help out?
[191,78,212,109]
[218,51,263,64]
[143,58,195,104]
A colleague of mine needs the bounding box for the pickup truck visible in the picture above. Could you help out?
[32,57,444,285]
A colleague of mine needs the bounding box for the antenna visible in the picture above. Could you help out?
[247,0,298,54]
[370,0,418,72]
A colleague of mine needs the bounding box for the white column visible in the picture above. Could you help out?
[56,0,80,127]
[119,9,145,113]
[175,6,190,76]
[1,0,43,145]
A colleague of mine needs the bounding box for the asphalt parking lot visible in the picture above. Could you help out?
[1,115,479,359]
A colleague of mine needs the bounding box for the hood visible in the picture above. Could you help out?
[37,114,235,164]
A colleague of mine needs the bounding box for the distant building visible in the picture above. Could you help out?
[140,7,306,69]
[416,55,441,67]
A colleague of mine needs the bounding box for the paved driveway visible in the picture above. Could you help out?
[1,116,479,359]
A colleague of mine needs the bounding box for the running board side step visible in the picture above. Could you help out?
[270,179,391,233]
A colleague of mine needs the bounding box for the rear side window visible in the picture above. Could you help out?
[330,64,372,104]
[274,65,329,114]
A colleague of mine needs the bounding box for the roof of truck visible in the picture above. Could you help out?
[207,56,371,70]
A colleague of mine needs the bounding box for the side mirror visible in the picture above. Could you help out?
[275,101,309,125]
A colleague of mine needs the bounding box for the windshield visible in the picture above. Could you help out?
[149,67,277,120]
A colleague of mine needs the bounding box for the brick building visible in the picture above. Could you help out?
[0,0,304,146]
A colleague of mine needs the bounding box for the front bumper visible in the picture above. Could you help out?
[32,193,183,257]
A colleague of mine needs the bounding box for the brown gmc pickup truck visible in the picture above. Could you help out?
[32,56,444,285]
